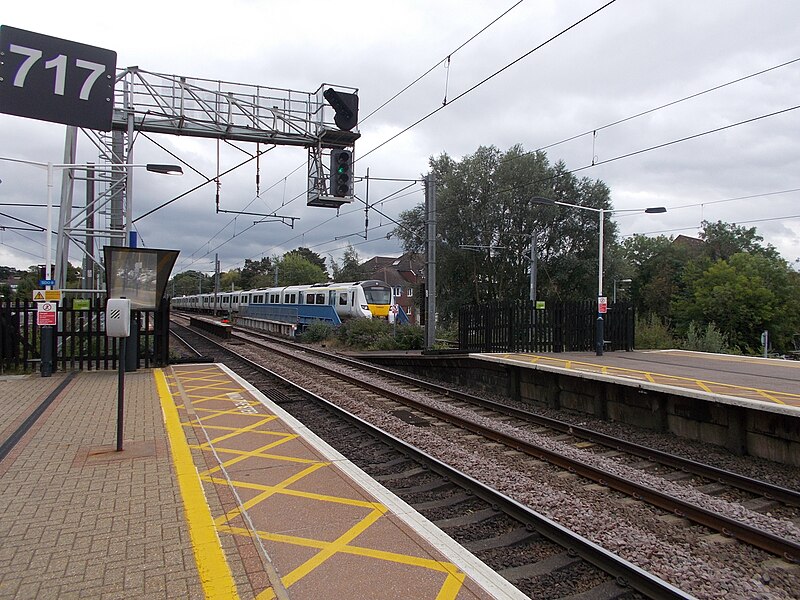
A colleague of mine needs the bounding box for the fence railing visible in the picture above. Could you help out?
[458,300,634,353]
[0,299,171,373]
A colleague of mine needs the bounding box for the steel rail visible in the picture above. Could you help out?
[235,328,800,507]
[232,330,800,563]
[173,320,693,599]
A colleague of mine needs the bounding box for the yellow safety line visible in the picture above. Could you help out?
[214,462,330,526]
[203,475,384,509]
[194,447,320,465]
[171,366,468,600]
[200,436,300,476]
[756,389,785,405]
[155,369,239,600]
[499,353,800,404]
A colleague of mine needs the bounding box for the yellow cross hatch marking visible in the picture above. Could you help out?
[169,366,468,600]
[203,475,386,510]
[498,353,800,405]
[214,462,331,527]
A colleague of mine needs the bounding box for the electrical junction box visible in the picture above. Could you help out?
[106,298,131,338]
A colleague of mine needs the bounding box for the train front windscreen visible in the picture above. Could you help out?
[364,285,392,305]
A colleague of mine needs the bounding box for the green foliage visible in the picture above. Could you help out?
[336,318,391,349]
[275,254,327,286]
[634,313,674,350]
[334,318,424,350]
[330,244,370,282]
[393,324,425,350]
[239,257,273,290]
[680,322,733,354]
[672,252,800,352]
[299,321,334,343]
[284,247,328,276]
[393,144,615,327]
[170,270,213,296]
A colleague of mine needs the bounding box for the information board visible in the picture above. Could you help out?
[0,25,117,130]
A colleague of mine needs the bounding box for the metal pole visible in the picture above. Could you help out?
[83,165,95,290]
[40,164,55,377]
[425,173,437,350]
[116,336,126,451]
[596,209,604,356]
[529,231,537,303]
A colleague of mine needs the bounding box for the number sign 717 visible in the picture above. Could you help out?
[0,25,117,131]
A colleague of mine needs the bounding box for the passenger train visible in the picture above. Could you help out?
[171,280,394,320]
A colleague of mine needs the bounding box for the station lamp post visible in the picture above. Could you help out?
[529,197,666,356]
[0,156,182,376]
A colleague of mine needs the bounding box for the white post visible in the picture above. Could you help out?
[45,163,54,284]
[597,209,604,299]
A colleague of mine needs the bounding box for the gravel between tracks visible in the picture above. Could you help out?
[221,336,800,599]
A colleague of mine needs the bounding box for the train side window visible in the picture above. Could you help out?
[290,293,296,303]
[315,293,325,304]
[306,294,315,305]
[339,292,347,306]
[270,294,278,303]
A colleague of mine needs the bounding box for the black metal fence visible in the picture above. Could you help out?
[0,299,171,373]
[458,300,634,353]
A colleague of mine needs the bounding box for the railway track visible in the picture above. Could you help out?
[170,319,691,599]
[193,321,800,559]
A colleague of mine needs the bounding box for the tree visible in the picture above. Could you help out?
[331,244,370,282]
[394,145,616,324]
[700,220,780,262]
[274,253,327,286]
[239,257,273,290]
[284,247,327,276]
[220,269,241,291]
[169,270,212,296]
[672,252,800,352]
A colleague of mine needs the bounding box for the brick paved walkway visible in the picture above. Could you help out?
[0,370,203,599]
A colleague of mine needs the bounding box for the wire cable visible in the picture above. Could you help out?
[358,0,619,162]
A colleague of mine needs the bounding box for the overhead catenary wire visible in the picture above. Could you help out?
[357,0,619,163]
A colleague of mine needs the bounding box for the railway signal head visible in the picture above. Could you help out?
[330,149,354,197]
[323,88,359,131]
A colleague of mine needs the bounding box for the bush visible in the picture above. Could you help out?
[335,318,426,350]
[680,321,733,354]
[299,321,334,343]
[635,313,674,349]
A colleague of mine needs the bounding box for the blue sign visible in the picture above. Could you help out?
[39,279,55,286]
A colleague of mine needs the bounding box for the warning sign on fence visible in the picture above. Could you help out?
[37,302,57,326]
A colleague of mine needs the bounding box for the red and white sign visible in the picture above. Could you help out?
[37,302,57,326]
[598,296,608,314]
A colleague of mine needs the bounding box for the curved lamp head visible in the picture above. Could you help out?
[145,164,183,175]
[529,196,556,206]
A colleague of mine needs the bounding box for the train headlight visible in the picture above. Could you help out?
[361,305,369,310]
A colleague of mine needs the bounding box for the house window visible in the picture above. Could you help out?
[393,287,402,298]
[407,288,413,297]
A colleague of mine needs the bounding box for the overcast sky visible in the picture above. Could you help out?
[1,0,799,281]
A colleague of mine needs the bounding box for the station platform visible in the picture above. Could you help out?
[0,365,525,599]
[482,349,800,410]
